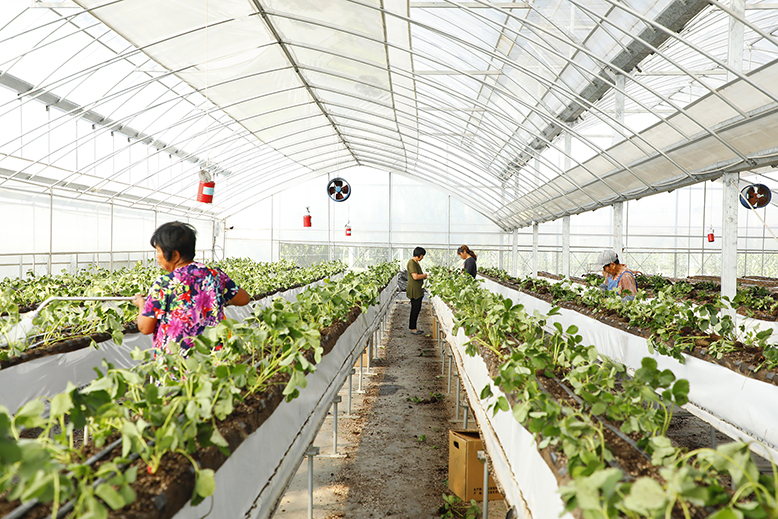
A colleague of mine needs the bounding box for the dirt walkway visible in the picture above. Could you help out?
[274,297,509,519]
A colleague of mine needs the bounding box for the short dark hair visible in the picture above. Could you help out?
[413,246,426,257]
[151,221,197,262]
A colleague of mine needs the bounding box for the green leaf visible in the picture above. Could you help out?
[49,392,73,418]
[14,400,45,430]
[192,469,216,506]
[708,508,744,519]
[95,482,128,510]
[210,427,229,448]
[623,478,667,514]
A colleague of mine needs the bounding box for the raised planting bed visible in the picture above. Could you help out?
[429,269,778,519]
[431,296,572,519]
[479,275,778,462]
[0,264,345,414]
[172,275,396,519]
[0,266,398,519]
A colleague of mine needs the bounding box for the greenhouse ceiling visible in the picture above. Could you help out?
[2,0,778,230]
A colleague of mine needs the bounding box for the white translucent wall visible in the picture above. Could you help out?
[0,187,216,279]
[223,165,778,278]
[224,166,505,268]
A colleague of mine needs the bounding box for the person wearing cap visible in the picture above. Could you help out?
[598,249,637,300]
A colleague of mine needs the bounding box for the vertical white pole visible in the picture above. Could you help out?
[613,202,624,257]
[511,228,518,277]
[49,189,54,275]
[728,0,745,83]
[722,173,739,310]
[447,195,451,267]
[328,185,333,262]
[562,215,571,278]
[723,0,744,306]
[563,130,573,278]
[532,222,538,278]
[110,199,114,271]
[613,74,626,146]
[499,232,504,271]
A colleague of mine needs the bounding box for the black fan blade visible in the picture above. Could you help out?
[341,185,350,195]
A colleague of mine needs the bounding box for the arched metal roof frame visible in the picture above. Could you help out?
[1,0,778,229]
[0,1,736,205]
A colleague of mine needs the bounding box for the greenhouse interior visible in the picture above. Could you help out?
[2,0,778,517]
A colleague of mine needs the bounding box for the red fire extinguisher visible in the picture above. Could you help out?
[345,221,351,237]
[707,227,715,243]
[196,170,215,203]
[303,207,312,228]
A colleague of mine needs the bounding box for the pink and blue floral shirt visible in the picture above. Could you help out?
[142,262,240,353]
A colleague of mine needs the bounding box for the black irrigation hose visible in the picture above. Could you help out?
[55,449,145,519]
[549,375,652,463]
[2,438,123,519]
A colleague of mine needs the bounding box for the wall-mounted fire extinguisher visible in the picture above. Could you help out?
[303,207,312,227]
[345,221,351,237]
[707,226,715,243]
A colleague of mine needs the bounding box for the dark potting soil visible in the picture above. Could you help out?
[0,305,364,519]
[483,274,778,387]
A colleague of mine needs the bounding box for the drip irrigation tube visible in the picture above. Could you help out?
[2,438,123,519]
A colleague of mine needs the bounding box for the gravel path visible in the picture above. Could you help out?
[274,297,509,519]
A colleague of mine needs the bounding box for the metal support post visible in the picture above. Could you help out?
[306,446,320,519]
[447,354,453,393]
[358,349,364,393]
[478,450,489,519]
[562,215,571,278]
[455,374,461,420]
[463,405,469,429]
[722,172,739,312]
[440,334,446,376]
[332,395,342,455]
[511,229,518,277]
[532,222,539,278]
[347,369,354,415]
[614,202,624,256]
[366,336,372,372]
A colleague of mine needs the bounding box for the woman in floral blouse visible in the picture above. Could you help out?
[132,221,250,354]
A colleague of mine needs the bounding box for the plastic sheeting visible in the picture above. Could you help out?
[0,278,338,415]
[431,295,572,519]
[171,276,397,519]
[480,276,778,461]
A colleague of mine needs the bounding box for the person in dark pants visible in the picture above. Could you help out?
[407,246,428,335]
[457,245,477,278]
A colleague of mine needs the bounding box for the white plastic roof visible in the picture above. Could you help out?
[2,0,778,229]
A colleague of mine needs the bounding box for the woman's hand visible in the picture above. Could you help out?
[132,293,146,308]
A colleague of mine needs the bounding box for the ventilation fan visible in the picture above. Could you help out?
[327,177,351,202]
[740,183,772,209]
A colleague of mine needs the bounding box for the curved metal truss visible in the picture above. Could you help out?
[1,0,778,229]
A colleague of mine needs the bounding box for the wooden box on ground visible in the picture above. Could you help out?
[353,349,369,369]
[448,430,502,501]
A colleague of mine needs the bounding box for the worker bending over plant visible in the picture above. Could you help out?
[598,250,638,301]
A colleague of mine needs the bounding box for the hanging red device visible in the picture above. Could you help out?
[707,227,715,243]
[196,170,214,203]
[303,207,312,227]
[345,222,351,236]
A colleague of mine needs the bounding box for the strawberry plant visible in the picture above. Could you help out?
[0,260,398,517]
[429,267,778,519]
